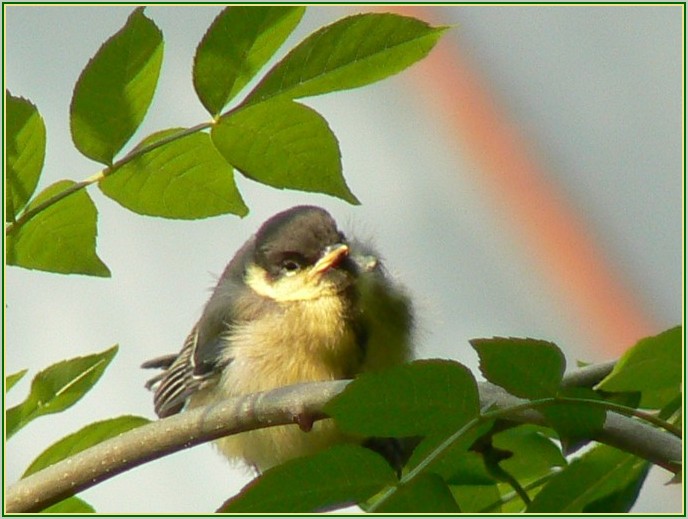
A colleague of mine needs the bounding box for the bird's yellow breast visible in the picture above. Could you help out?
[189,293,360,471]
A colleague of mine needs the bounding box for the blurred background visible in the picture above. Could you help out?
[5,5,683,513]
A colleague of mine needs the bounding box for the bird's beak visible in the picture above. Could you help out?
[309,244,349,280]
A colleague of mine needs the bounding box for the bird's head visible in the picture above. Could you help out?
[244,206,355,302]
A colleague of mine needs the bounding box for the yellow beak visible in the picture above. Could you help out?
[308,244,349,280]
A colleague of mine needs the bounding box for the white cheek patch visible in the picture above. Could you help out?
[245,264,336,302]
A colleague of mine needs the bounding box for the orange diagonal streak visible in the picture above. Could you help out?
[388,6,656,355]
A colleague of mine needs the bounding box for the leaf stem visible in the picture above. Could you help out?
[112,121,212,168]
[367,398,547,512]
[485,456,531,507]
[554,396,682,437]
[367,392,680,512]
[5,173,104,235]
[478,472,556,513]
[5,121,213,236]
[367,416,482,512]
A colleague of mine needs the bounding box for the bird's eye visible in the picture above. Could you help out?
[280,259,301,275]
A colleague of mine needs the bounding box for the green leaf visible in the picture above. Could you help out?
[213,100,357,203]
[6,180,111,277]
[495,480,528,513]
[637,386,682,410]
[541,387,606,450]
[470,337,566,399]
[451,483,501,513]
[23,415,149,477]
[659,393,682,421]
[6,369,28,393]
[219,445,396,512]
[6,91,46,222]
[597,326,681,408]
[70,7,163,164]
[245,13,447,104]
[583,463,650,513]
[374,473,461,513]
[527,444,648,512]
[325,360,480,437]
[41,496,95,513]
[444,452,495,486]
[406,420,495,482]
[598,389,641,410]
[6,345,118,438]
[193,6,305,115]
[492,425,566,481]
[100,129,247,219]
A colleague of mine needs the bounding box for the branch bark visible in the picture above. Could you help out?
[5,362,681,513]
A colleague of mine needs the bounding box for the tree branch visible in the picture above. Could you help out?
[6,380,347,513]
[560,359,616,387]
[477,382,681,472]
[5,362,681,513]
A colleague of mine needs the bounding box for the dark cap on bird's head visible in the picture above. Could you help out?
[252,206,350,282]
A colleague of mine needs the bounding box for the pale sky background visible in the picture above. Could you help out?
[5,4,683,513]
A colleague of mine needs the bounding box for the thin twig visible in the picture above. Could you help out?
[5,172,106,235]
[5,122,212,236]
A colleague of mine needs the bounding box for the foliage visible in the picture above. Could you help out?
[5,5,682,514]
[597,326,682,408]
[5,6,446,274]
[21,415,150,478]
[219,445,397,513]
[5,348,150,513]
[6,179,111,276]
[325,360,479,437]
[6,346,119,439]
[228,328,681,513]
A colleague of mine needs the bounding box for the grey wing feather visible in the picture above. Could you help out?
[145,327,202,417]
[144,326,227,418]
[141,354,179,370]
[141,354,179,391]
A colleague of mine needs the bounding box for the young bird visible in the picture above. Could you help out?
[143,205,413,472]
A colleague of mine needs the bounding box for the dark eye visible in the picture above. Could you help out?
[280,256,303,275]
[282,260,300,271]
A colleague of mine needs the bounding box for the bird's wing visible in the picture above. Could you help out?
[142,240,260,418]
[144,326,205,417]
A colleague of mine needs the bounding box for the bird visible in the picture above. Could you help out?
[142,205,414,473]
